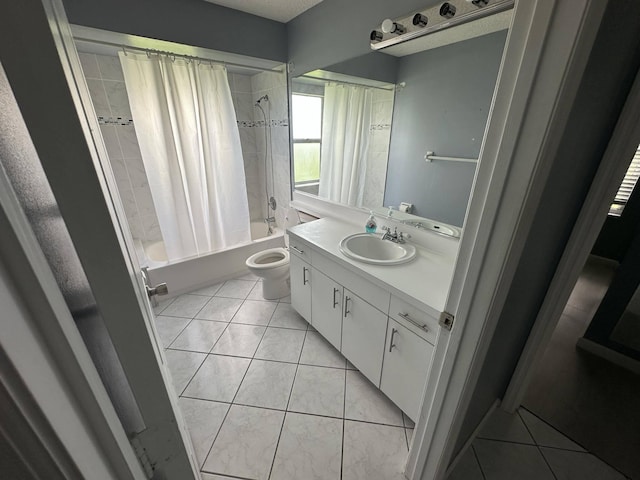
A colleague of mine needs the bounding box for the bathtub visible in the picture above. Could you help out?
[140,221,286,297]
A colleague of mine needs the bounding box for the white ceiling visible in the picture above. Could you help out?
[203,0,324,23]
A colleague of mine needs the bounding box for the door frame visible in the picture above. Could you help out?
[500,64,640,412]
[0,0,199,478]
[0,157,146,480]
[406,0,609,478]
[0,1,620,480]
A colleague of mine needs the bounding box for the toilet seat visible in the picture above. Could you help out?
[246,247,289,270]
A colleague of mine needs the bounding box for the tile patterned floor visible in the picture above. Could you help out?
[155,272,628,480]
[448,407,630,480]
[153,273,414,480]
[523,256,639,479]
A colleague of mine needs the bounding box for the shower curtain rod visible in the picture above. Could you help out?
[299,75,396,92]
[74,37,284,73]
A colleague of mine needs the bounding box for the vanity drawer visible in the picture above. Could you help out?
[389,295,439,345]
[314,252,390,314]
[288,236,312,263]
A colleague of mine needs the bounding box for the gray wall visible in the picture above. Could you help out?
[287,0,439,74]
[62,0,287,62]
[384,31,507,226]
[324,52,398,85]
[454,0,640,456]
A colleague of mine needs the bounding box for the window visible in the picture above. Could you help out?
[291,94,322,188]
[609,144,640,216]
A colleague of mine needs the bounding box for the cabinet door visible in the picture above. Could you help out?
[341,288,388,386]
[380,319,434,421]
[310,268,342,350]
[290,253,311,321]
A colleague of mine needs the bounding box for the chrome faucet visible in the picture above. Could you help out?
[264,216,276,235]
[381,226,409,244]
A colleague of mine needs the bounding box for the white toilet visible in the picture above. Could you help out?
[246,209,300,300]
[245,247,290,299]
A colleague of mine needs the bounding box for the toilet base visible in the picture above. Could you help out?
[261,275,290,300]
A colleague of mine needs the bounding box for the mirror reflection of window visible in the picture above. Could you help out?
[292,94,322,194]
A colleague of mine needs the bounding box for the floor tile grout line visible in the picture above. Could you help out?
[537,445,631,478]
[172,349,323,366]
[178,393,410,428]
[471,444,487,480]
[167,295,236,396]
[340,352,348,480]
[198,400,233,475]
[164,317,195,350]
[153,295,176,315]
[516,408,538,446]
[474,436,539,447]
[519,406,589,452]
[221,303,274,404]
[265,327,308,480]
[202,300,279,479]
[197,330,261,476]
[200,468,253,480]
[206,319,233,355]
[476,426,632,479]
[176,352,209,398]
[536,444,559,480]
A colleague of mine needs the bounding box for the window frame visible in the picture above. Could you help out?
[609,145,640,217]
[291,92,323,187]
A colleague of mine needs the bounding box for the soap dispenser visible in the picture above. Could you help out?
[365,211,377,233]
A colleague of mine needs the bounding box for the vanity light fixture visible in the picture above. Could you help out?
[370,30,384,42]
[369,0,514,51]
[381,19,406,35]
[439,2,456,18]
[412,13,428,27]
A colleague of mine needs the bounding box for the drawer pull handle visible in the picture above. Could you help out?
[398,312,429,332]
[333,288,340,308]
[344,296,351,317]
[303,267,309,285]
[389,328,398,353]
[291,245,304,254]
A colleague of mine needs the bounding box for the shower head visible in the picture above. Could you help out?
[255,94,269,106]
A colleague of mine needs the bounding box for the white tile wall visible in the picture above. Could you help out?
[251,70,290,228]
[81,52,292,243]
[79,52,162,243]
[363,88,394,209]
[230,72,263,222]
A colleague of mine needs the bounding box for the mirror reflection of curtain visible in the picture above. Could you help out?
[319,83,373,207]
[119,52,251,261]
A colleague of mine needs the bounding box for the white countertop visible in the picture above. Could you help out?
[288,218,457,318]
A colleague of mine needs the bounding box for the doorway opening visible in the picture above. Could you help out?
[512,145,640,479]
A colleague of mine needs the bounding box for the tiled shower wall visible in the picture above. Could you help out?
[79,51,291,242]
[79,52,163,243]
[251,70,291,229]
[364,88,394,209]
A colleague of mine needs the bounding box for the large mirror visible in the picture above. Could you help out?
[290,7,511,233]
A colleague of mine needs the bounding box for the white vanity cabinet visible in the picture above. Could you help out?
[288,224,445,422]
[341,288,389,385]
[310,268,343,350]
[382,295,439,420]
[381,319,434,420]
[289,248,311,321]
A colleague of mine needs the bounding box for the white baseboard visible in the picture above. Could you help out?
[576,337,640,375]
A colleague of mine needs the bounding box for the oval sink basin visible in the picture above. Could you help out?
[339,233,417,265]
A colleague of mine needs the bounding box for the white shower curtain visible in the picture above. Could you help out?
[119,52,251,261]
[318,83,373,207]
